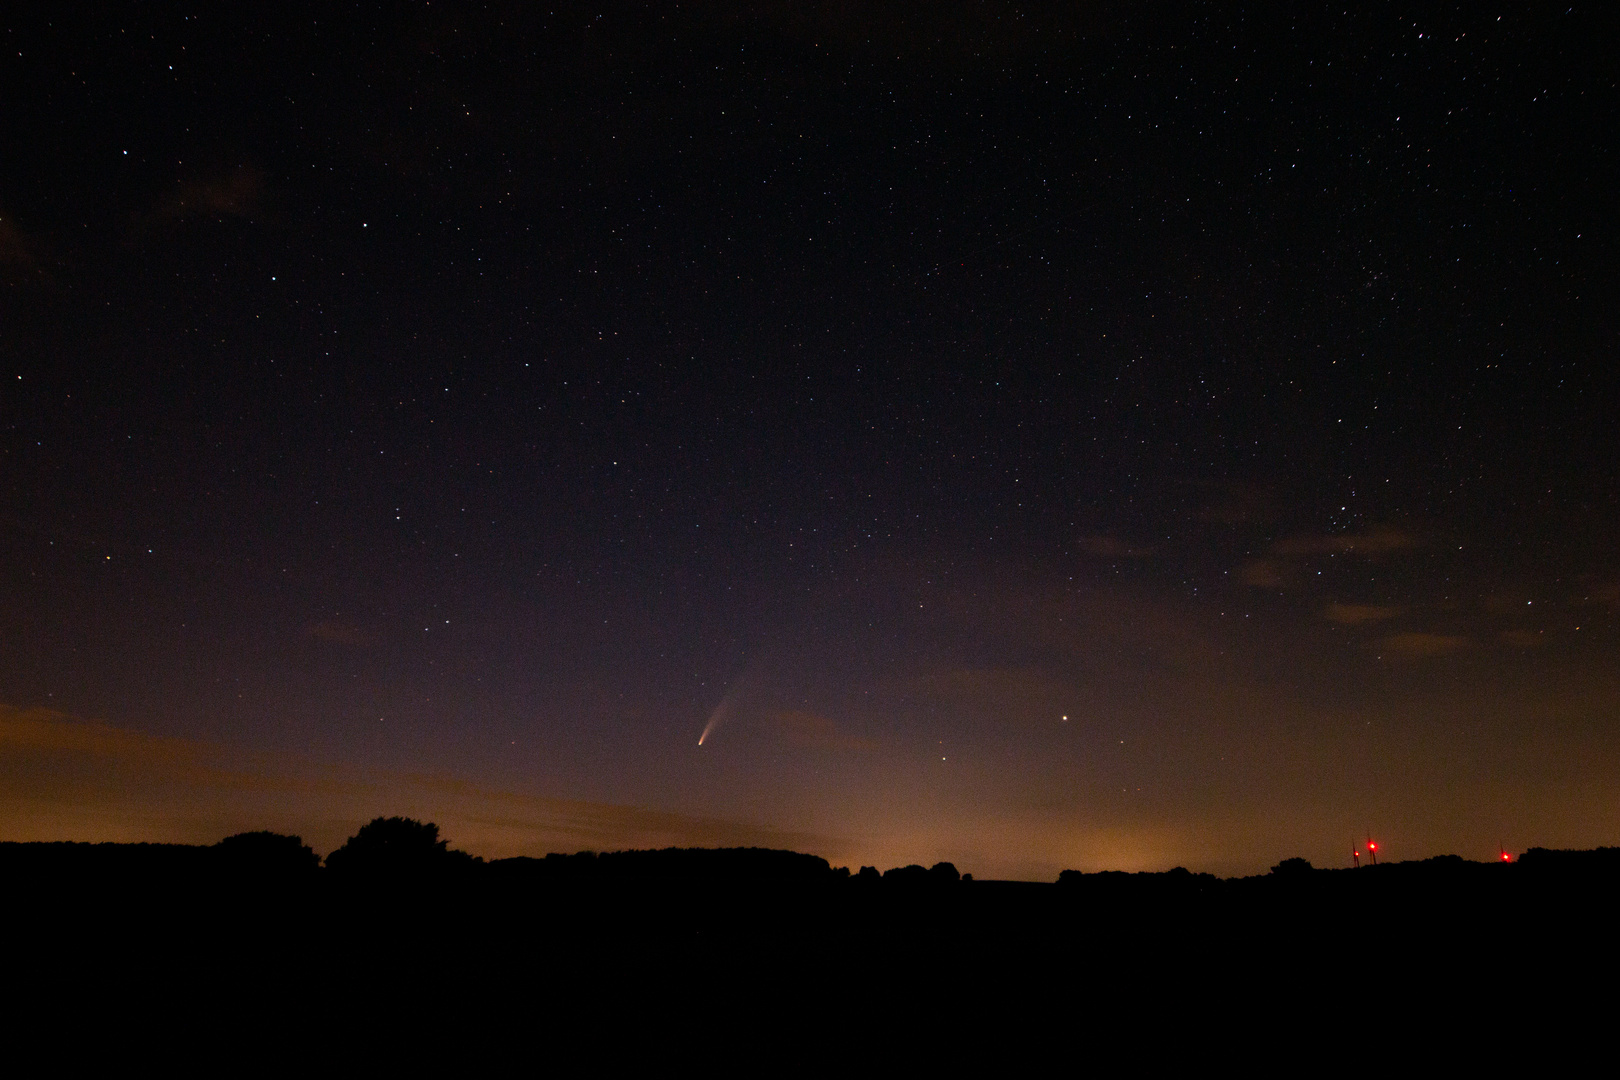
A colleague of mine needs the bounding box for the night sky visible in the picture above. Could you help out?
[2,2,1615,877]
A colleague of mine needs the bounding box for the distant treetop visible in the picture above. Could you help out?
[1270,857,1315,876]
[324,816,477,876]
[214,830,319,874]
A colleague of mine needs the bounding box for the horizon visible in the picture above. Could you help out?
[3,810,1585,882]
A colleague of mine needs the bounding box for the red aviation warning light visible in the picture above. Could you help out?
[1366,836,1378,866]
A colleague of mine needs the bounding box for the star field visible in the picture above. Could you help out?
[0,2,1615,876]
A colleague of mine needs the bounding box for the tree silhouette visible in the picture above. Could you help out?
[324,816,474,876]
[1270,857,1314,876]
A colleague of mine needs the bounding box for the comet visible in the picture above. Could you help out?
[698,664,763,746]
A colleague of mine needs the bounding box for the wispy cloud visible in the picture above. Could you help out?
[1272,526,1415,556]
[1239,528,1417,590]
[1240,560,1288,588]
[1194,480,1278,526]
[1498,629,1545,649]
[1072,536,1153,559]
[1324,602,1402,625]
[0,210,52,287]
[767,709,878,753]
[144,165,265,226]
[0,212,35,267]
[1379,632,1469,658]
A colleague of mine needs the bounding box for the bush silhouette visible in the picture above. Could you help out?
[1270,857,1314,876]
[325,817,473,876]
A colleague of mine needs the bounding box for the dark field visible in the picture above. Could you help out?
[7,831,1614,1063]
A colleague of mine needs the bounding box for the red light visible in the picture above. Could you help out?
[1368,842,1377,850]
[1502,852,1511,861]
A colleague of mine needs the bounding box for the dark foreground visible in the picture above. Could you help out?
[5,838,1616,1064]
